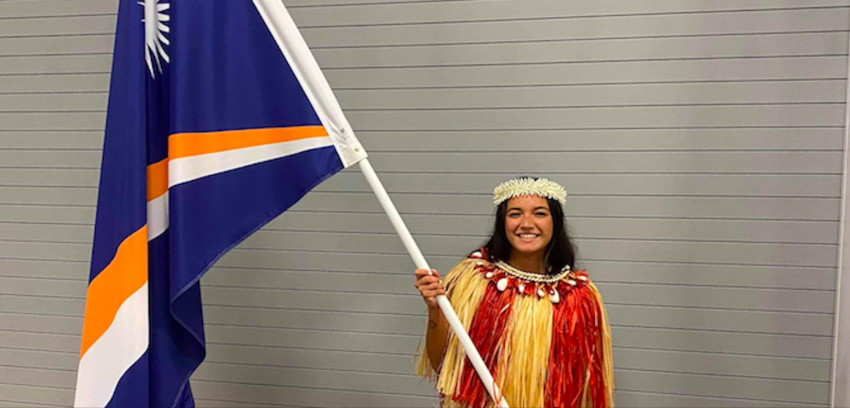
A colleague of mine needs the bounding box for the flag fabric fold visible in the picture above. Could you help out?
[74,1,366,407]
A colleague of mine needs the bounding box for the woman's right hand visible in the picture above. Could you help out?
[414,268,445,309]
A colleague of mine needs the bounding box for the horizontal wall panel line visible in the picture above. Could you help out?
[0,148,101,152]
[362,149,845,153]
[615,345,831,361]
[0,72,108,77]
[0,399,63,408]
[0,275,85,282]
[193,398,301,408]
[0,329,78,338]
[0,91,107,95]
[0,32,114,40]
[6,101,850,113]
[614,388,826,407]
[6,28,850,46]
[317,191,843,198]
[336,77,850,90]
[294,5,850,27]
[206,360,418,378]
[0,364,73,373]
[0,13,114,21]
[0,381,72,391]
[0,346,76,356]
[0,52,110,58]
[615,366,828,384]
[615,323,831,338]
[0,203,95,208]
[192,378,426,399]
[206,342,415,358]
[321,54,850,70]
[359,126,847,130]
[0,185,97,189]
[344,102,847,110]
[0,257,86,263]
[308,30,850,49]
[203,305,421,319]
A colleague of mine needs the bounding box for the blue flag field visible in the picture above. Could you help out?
[74,1,366,407]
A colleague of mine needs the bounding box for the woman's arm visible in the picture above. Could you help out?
[415,268,449,371]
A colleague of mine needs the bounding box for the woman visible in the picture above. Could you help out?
[415,177,614,408]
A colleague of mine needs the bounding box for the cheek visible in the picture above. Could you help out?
[542,219,554,237]
[504,218,518,233]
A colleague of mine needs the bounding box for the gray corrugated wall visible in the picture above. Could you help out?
[0,0,846,406]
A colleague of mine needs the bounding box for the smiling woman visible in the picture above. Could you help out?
[414,177,614,408]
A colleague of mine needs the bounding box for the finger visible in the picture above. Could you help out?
[416,276,440,286]
[422,285,446,295]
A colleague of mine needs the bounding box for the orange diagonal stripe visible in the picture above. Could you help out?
[168,126,328,160]
[79,226,148,358]
[147,158,169,201]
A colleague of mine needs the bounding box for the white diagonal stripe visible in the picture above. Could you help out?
[168,136,334,188]
[147,191,169,240]
[74,283,149,408]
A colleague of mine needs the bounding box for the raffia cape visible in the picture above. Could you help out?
[417,249,614,408]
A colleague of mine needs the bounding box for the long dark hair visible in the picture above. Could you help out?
[484,196,577,274]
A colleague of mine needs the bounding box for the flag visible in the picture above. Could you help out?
[74,1,366,407]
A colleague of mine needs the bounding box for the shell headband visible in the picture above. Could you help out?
[493,177,567,206]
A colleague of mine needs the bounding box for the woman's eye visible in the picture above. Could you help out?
[508,212,520,218]
[536,212,549,217]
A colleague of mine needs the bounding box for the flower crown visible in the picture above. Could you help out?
[492,177,567,206]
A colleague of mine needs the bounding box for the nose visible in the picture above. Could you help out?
[519,214,534,228]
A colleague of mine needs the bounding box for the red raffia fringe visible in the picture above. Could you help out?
[453,283,516,408]
[546,277,609,408]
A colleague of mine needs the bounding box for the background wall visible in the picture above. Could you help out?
[0,0,847,406]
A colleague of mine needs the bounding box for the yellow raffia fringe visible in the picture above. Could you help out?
[500,293,553,408]
[415,259,490,396]
[587,281,615,408]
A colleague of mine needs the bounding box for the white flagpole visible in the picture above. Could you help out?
[252,1,508,407]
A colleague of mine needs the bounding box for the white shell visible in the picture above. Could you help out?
[568,279,577,286]
[485,272,494,278]
[518,283,525,292]
[577,275,587,281]
[497,278,509,292]
[537,288,545,298]
[549,290,560,304]
[472,251,482,258]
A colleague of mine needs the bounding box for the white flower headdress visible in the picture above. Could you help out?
[492,177,567,206]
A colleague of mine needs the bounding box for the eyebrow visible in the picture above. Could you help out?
[507,207,550,211]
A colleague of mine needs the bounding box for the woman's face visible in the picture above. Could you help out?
[504,195,554,259]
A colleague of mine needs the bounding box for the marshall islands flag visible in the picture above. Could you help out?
[74,1,366,407]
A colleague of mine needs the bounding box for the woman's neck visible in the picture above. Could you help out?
[508,251,546,274]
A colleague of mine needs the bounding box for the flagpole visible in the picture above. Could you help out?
[251,2,508,406]
[358,160,509,408]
